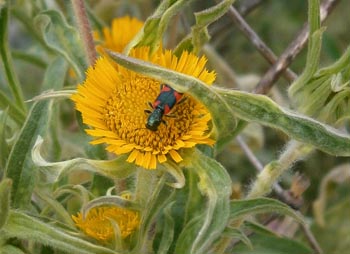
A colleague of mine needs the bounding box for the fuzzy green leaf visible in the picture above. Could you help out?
[0,178,12,229]
[289,0,323,104]
[41,56,68,91]
[2,210,118,254]
[0,245,26,254]
[82,196,141,217]
[155,202,175,254]
[191,0,235,53]
[4,100,52,209]
[34,10,86,81]
[218,89,350,156]
[230,198,305,225]
[41,57,68,161]
[175,0,235,54]
[108,51,350,156]
[0,110,11,168]
[313,163,350,226]
[308,0,320,38]
[107,51,237,150]
[317,46,350,77]
[34,189,76,229]
[134,175,176,252]
[175,150,232,254]
[233,233,312,254]
[311,198,350,254]
[288,28,325,101]
[12,49,48,68]
[124,0,194,55]
[289,45,350,124]
[222,227,252,249]
[32,136,136,182]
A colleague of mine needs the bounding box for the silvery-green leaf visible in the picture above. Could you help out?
[219,89,350,156]
[32,136,136,182]
[107,51,350,157]
[0,178,12,229]
[124,0,193,55]
[311,198,350,254]
[155,201,175,254]
[34,10,86,81]
[0,5,26,111]
[313,163,350,226]
[233,232,312,254]
[2,210,118,254]
[4,100,52,209]
[175,150,232,254]
[175,0,235,54]
[230,197,305,225]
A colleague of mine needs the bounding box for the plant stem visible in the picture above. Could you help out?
[71,0,97,66]
[134,169,161,207]
[0,6,26,112]
[247,141,313,199]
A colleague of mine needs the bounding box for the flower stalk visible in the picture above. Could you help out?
[247,141,314,198]
[71,0,97,65]
[0,5,26,112]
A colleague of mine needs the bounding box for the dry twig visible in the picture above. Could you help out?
[254,0,340,94]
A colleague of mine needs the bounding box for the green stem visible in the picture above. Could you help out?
[134,169,162,207]
[0,6,26,112]
[247,141,313,199]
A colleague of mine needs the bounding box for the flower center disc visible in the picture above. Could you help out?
[103,75,195,152]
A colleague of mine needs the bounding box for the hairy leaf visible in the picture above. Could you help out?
[4,101,52,209]
[0,178,12,229]
[108,51,350,157]
[175,150,232,254]
[0,5,26,111]
[233,233,312,254]
[311,198,350,254]
[34,10,86,81]
[2,211,118,254]
[230,198,305,225]
[219,89,350,156]
[32,136,136,182]
[124,0,194,55]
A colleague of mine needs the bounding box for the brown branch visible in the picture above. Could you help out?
[254,0,340,94]
[215,0,298,82]
[300,217,324,254]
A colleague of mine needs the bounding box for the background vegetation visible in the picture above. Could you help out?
[1,0,349,253]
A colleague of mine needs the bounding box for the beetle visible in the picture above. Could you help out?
[145,84,183,131]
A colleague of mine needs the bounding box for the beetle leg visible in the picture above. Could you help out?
[164,114,176,118]
[177,96,187,105]
[147,101,153,109]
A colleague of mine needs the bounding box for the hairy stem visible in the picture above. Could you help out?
[71,0,97,65]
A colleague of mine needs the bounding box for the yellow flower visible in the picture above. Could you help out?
[96,16,144,53]
[72,206,140,241]
[72,47,215,169]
